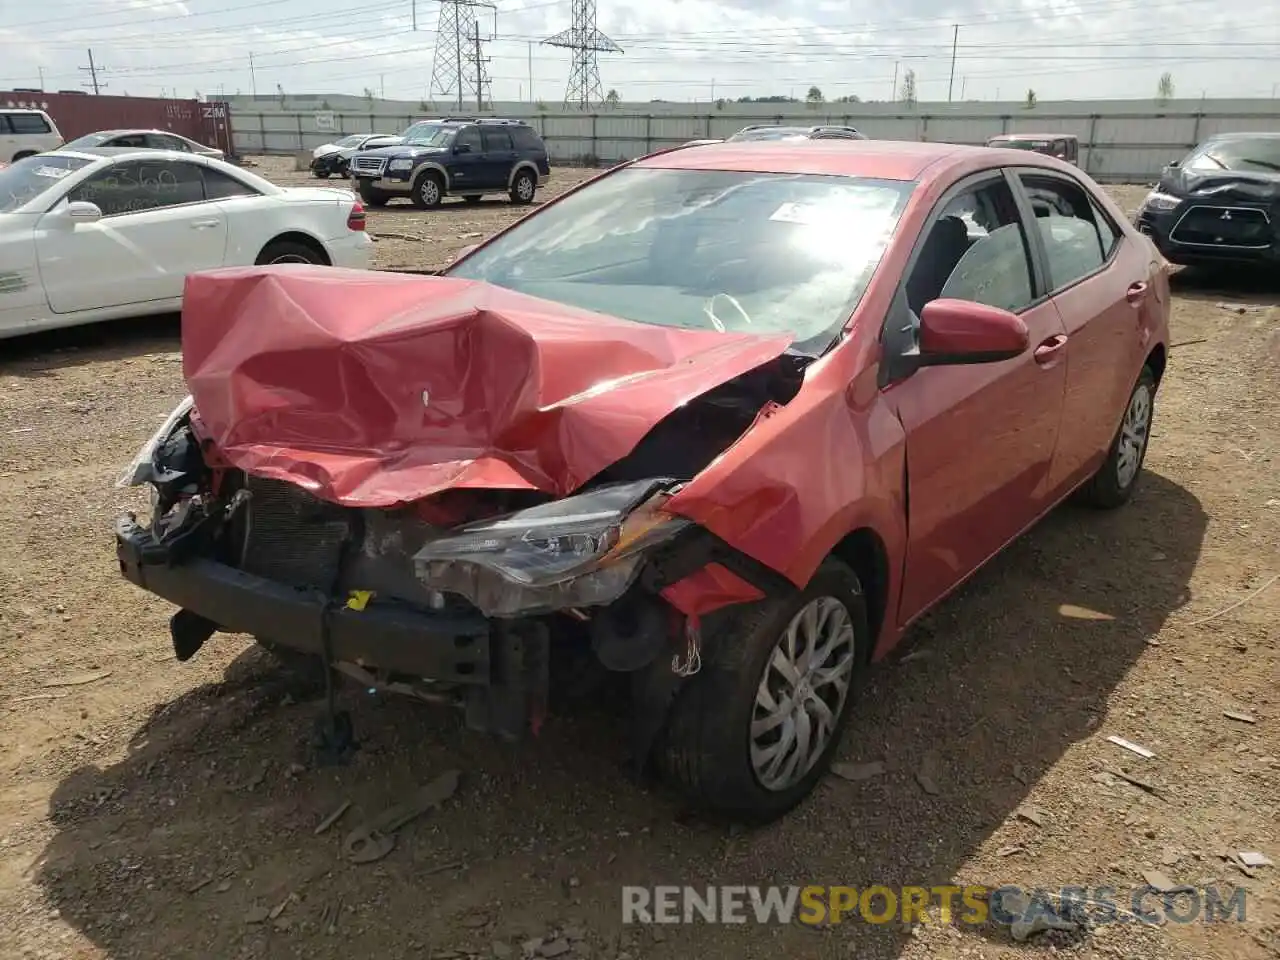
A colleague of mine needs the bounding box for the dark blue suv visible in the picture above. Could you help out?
[348,117,551,209]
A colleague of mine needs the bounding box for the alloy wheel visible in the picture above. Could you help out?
[749,596,856,792]
[1116,382,1153,489]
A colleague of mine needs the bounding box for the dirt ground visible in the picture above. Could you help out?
[1,162,1277,960]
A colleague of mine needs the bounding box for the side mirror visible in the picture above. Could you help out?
[454,143,473,154]
[64,201,103,223]
[919,298,1029,366]
[1167,159,1180,169]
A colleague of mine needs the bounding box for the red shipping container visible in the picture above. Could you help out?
[0,91,234,157]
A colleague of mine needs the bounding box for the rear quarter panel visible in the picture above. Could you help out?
[221,194,347,265]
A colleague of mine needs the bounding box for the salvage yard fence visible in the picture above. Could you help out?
[226,98,1280,183]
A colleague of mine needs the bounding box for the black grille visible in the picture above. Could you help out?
[1170,205,1272,248]
[238,476,353,590]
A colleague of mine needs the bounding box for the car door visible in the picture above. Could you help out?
[35,157,228,313]
[1012,169,1151,495]
[444,125,486,192]
[480,127,519,189]
[884,170,1068,624]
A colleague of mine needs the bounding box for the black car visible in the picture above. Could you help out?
[726,124,867,142]
[348,117,551,209]
[1135,132,1280,267]
[311,134,403,179]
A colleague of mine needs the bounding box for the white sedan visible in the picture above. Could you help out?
[0,148,373,339]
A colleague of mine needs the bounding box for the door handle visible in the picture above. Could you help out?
[191,218,220,228]
[1125,281,1149,305]
[1034,334,1068,364]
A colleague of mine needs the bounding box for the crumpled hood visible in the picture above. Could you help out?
[180,266,793,508]
[1160,167,1280,201]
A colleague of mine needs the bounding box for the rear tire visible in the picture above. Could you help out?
[509,169,536,204]
[655,558,868,823]
[255,239,327,266]
[357,184,389,207]
[1078,365,1157,509]
[313,170,331,179]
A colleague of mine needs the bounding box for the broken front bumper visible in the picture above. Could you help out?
[115,515,493,684]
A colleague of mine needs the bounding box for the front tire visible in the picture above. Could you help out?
[1079,365,1157,509]
[412,171,444,209]
[656,559,868,822]
[509,169,536,204]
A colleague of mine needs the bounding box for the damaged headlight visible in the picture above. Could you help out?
[116,395,195,488]
[1140,190,1181,213]
[413,479,689,617]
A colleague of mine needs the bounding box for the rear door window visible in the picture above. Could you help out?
[482,128,514,152]
[1017,173,1112,290]
[8,112,53,134]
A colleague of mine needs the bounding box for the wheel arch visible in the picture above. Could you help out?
[12,150,36,162]
[412,161,450,191]
[508,160,539,188]
[258,231,331,265]
[1146,342,1167,386]
[828,526,891,661]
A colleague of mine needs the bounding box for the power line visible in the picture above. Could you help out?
[541,0,621,108]
[79,48,104,94]
[428,1,495,109]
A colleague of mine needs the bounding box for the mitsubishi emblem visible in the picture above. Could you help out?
[1220,210,1232,220]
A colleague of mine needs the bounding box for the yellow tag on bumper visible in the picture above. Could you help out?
[345,590,374,611]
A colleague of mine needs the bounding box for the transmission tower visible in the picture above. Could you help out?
[428,1,495,111]
[541,0,621,110]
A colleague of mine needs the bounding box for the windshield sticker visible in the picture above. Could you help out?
[770,192,899,227]
[33,165,72,179]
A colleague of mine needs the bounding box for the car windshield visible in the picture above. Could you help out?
[0,154,94,213]
[401,122,455,147]
[61,132,113,150]
[446,167,913,355]
[1186,137,1280,174]
[729,127,811,142]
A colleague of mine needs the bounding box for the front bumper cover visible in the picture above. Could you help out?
[115,515,493,685]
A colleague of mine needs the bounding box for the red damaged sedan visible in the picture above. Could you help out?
[116,139,1170,821]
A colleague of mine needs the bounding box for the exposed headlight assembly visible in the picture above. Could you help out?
[413,479,689,617]
[388,157,414,172]
[116,395,195,488]
[1141,190,1181,213]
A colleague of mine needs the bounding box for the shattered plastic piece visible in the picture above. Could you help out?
[179,267,792,508]
[1239,851,1273,868]
[1107,735,1155,759]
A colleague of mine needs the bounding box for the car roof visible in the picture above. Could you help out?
[1,107,50,114]
[637,139,978,182]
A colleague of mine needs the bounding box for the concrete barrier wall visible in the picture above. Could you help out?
[226,96,1280,183]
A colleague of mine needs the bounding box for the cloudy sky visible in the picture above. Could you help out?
[1,0,1276,104]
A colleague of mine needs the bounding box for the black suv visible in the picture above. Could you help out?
[348,117,551,209]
